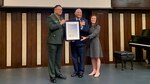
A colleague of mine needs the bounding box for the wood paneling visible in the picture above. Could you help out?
[11,12,22,68]
[0,11,6,68]
[41,13,49,66]
[27,12,37,67]
[135,13,142,35]
[112,12,120,51]
[1,8,150,68]
[146,13,150,29]
[134,12,143,61]
[62,43,65,65]
[124,12,132,51]
[0,0,3,7]
[96,11,109,63]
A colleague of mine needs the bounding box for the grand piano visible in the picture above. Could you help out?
[129,29,150,64]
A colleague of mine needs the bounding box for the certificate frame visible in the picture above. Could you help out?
[65,21,80,40]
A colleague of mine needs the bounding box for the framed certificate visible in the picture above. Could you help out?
[66,21,80,40]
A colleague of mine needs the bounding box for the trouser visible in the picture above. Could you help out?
[71,46,85,74]
[48,44,63,78]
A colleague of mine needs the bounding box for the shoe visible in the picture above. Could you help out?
[71,72,78,77]
[56,74,66,79]
[50,77,56,83]
[94,73,100,78]
[88,72,95,76]
[78,73,83,78]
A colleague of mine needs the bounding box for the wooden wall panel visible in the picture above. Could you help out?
[96,11,109,63]
[0,11,6,68]
[124,12,132,51]
[0,0,3,7]
[1,8,150,68]
[62,44,65,65]
[146,13,150,29]
[27,13,37,67]
[112,12,120,51]
[135,13,142,35]
[41,13,49,66]
[11,12,22,68]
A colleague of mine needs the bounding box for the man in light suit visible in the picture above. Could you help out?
[47,5,66,83]
[70,8,90,78]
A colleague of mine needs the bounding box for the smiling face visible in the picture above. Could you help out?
[74,8,82,19]
[91,15,97,24]
[54,6,63,16]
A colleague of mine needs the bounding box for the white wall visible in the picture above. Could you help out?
[4,0,111,8]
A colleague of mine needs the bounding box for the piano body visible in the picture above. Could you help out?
[129,29,150,64]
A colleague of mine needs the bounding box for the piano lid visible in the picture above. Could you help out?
[141,29,150,37]
[130,29,150,44]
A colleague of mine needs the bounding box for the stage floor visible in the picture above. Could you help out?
[0,63,150,84]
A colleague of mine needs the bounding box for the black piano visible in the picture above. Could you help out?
[129,29,150,64]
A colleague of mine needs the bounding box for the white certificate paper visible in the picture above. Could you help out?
[66,21,80,40]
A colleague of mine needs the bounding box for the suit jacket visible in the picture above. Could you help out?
[47,13,64,44]
[70,17,90,46]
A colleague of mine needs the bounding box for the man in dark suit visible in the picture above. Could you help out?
[70,8,90,78]
[47,5,66,83]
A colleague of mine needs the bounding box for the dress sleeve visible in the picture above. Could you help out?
[88,25,100,39]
